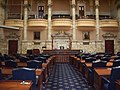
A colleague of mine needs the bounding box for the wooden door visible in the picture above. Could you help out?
[105,40,114,54]
[8,40,18,55]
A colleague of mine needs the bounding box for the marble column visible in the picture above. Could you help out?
[118,8,120,40]
[47,0,52,40]
[95,0,100,41]
[72,0,76,40]
[0,0,5,40]
[23,0,28,40]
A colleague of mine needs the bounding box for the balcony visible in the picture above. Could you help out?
[28,19,47,27]
[5,19,23,27]
[52,19,72,30]
[100,19,118,31]
[77,19,95,31]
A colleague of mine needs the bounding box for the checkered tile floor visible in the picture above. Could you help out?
[43,63,93,90]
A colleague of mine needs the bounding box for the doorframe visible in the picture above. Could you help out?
[105,40,114,54]
[8,40,18,55]
[5,32,20,54]
[77,1,86,18]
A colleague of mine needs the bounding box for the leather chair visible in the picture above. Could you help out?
[88,61,107,86]
[12,68,37,90]
[85,57,96,63]
[102,66,120,90]
[92,61,107,68]
[5,60,17,68]
[113,60,120,67]
[27,60,42,69]
[19,57,29,62]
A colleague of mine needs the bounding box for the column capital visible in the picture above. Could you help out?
[71,4,76,8]
[47,4,52,7]
[95,0,99,7]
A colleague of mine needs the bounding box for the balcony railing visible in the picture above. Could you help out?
[77,19,95,27]
[28,19,47,26]
[7,13,22,19]
[100,19,118,27]
[52,19,72,27]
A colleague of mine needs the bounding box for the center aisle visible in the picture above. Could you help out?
[43,63,93,90]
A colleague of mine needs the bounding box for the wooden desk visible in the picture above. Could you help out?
[94,68,111,90]
[116,80,120,90]
[1,68,43,90]
[0,80,32,90]
[85,62,113,67]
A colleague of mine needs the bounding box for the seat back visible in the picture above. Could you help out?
[113,60,120,67]
[92,61,107,68]
[85,57,96,63]
[108,66,120,90]
[27,60,42,69]
[12,68,36,84]
[19,57,29,62]
[5,60,17,68]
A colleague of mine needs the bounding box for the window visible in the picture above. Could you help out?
[83,32,90,40]
[34,32,40,40]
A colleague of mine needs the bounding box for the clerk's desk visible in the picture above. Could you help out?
[0,80,32,90]
[94,68,111,90]
[1,67,43,90]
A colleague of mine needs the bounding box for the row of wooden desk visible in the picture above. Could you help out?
[70,55,120,90]
[0,55,55,90]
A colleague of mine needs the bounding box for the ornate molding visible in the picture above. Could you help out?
[102,32,117,39]
[5,33,20,40]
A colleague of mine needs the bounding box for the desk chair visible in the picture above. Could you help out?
[85,57,96,63]
[12,68,37,90]
[88,61,107,85]
[27,60,42,69]
[92,61,107,68]
[113,60,120,67]
[102,66,120,90]
[5,60,17,68]
[19,57,29,62]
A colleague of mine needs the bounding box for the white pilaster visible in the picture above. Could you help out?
[72,0,76,40]
[23,0,28,40]
[48,0,52,40]
[95,0,100,41]
[0,0,5,40]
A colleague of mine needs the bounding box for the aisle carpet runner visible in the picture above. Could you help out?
[43,63,93,90]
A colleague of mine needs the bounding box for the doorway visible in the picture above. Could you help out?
[79,6,85,18]
[105,40,114,54]
[8,40,18,55]
[38,6,44,18]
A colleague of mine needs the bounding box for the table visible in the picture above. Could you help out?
[0,80,32,90]
[1,68,43,90]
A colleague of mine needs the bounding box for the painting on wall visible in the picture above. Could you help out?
[83,32,90,40]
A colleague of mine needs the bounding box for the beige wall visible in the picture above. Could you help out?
[52,0,70,14]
